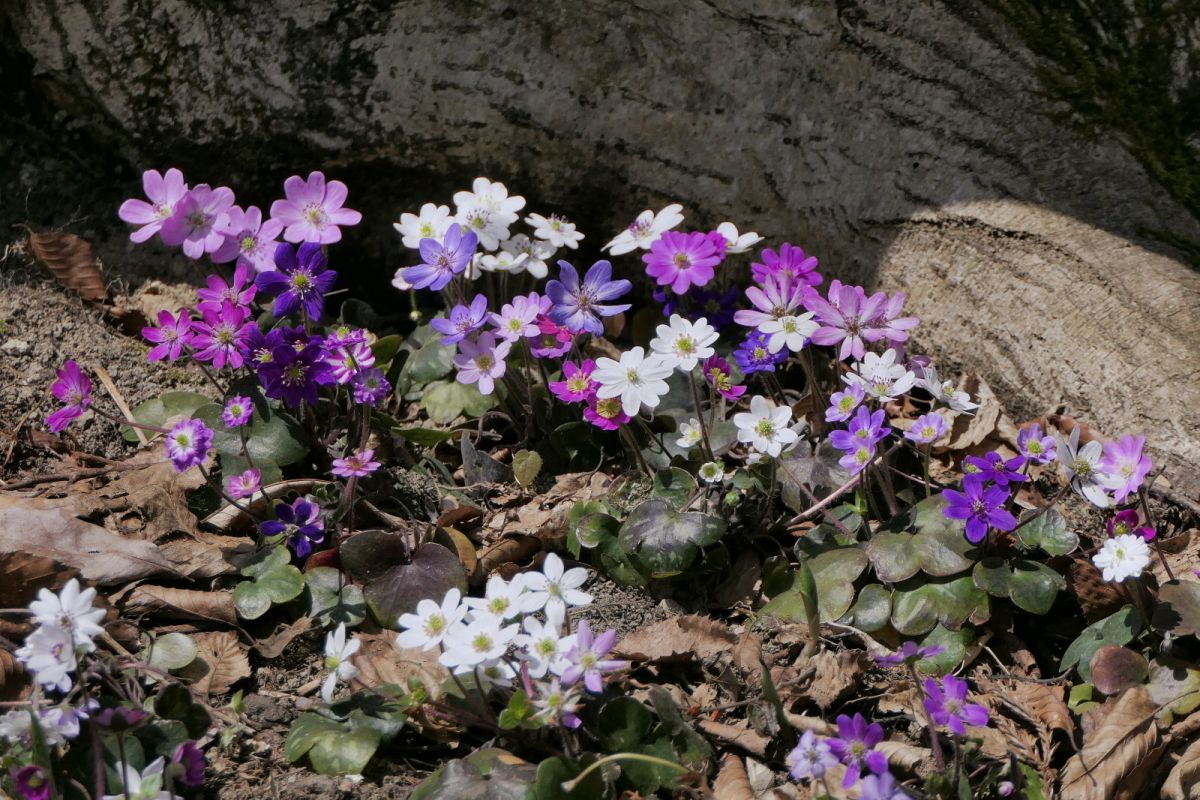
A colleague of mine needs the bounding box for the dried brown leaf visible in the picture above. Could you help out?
[700,720,770,757]
[0,552,75,610]
[1151,530,1200,586]
[1070,557,1128,623]
[125,585,237,626]
[876,740,933,776]
[1060,687,1161,800]
[187,631,251,696]
[477,534,541,576]
[712,753,755,800]
[157,530,252,579]
[1010,681,1076,736]
[350,632,447,700]
[28,231,107,302]
[617,615,737,664]
[0,649,27,702]
[800,649,868,710]
[1163,736,1200,800]
[253,616,312,660]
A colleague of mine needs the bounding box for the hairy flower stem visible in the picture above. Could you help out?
[620,424,653,477]
[922,446,933,499]
[799,349,826,437]
[561,753,689,792]
[1124,577,1150,626]
[875,456,901,517]
[688,371,715,461]
[1138,486,1175,581]
[907,663,946,771]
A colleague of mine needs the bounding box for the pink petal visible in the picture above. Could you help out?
[323,180,349,210]
[270,199,302,226]
[129,223,161,243]
[142,169,166,203]
[119,199,158,225]
[329,208,362,226]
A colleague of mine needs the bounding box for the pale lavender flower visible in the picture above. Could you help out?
[826,383,866,423]
[119,168,189,243]
[559,621,629,693]
[454,332,511,395]
[491,293,545,341]
[806,280,885,361]
[787,730,838,782]
[270,171,362,244]
[904,412,947,445]
[402,224,478,291]
[874,641,946,667]
[1017,423,1057,465]
[1101,434,1152,504]
[212,205,283,272]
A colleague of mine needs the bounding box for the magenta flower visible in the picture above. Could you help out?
[1101,434,1152,504]
[11,764,50,800]
[270,171,362,244]
[46,360,93,432]
[584,394,631,430]
[402,223,477,291]
[256,242,338,320]
[164,418,213,472]
[1017,423,1057,465]
[212,205,284,272]
[550,360,597,404]
[904,412,948,445]
[874,641,946,667]
[941,476,1016,544]
[160,184,236,259]
[222,395,254,427]
[454,332,511,395]
[491,293,545,341]
[546,260,632,334]
[432,294,491,345]
[826,713,889,787]
[172,740,206,788]
[332,448,381,478]
[1107,509,1155,541]
[351,367,391,407]
[923,674,989,735]
[559,620,628,693]
[226,468,262,499]
[643,231,721,294]
[805,280,885,361]
[751,242,822,288]
[196,263,257,313]
[325,341,375,385]
[866,291,920,349]
[963,451,1028,486]
[119,168,189,244]
[733,273,806,331]
[530,315,575,358]
[142,309,194,362]
[702,355,746,400]
[190,301,255,369]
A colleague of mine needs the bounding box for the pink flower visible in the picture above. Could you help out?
[190,302,255,370]
[643,231,721,294]
[1106,509,1156,542]
[222,396,254,428]
[805,280,885,361]
[196,263,256,313]
[733,273,806,330]
[529,315,574,358]
[46,360,92,433]
[212,205,284,272]
[332,449,381,478]
[864,291,919,349]
[583,394,631,430]
[270,171,362,244]
[119,168,189,243]
[454,333,511,395]
[160,184,236,259]
[702,355,746,400]
[142,309,194,362]
[1101,435,1153,504]
[750,242,822,288]
[226,468,261,499]
[549,360,597,404]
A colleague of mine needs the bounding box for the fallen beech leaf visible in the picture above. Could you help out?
[1163,736,1200,800]
[802,649,868,710]
[876,740,933,775]
[942,374,1009,453]
[157,530,253,579]
[700,721,769,757]
[125,585,237,626]
[253,616,313,660]
[98,451,205,542]
[477,534,541,575]
[27,231,107,302]
[350,632,447,701]
[712,753,754,800]
[0,650,27,702]
[0,552,75,609]
[1060,687,1161,800]
[1151,531,1200,586]
[187,631,251,696]
[617,614,737,663]
[1008,680,1075,736]
[0,494,173,584]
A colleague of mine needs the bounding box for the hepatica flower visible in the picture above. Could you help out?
[396,587,467,651]
[324,341,375,385]
[501,233,556,278]
[394,202,453,249]
[432,294,490,345]
[332,448,381,478]
[874,641,946,667]
[761,310,818,354]
[29,578,106,650]
[321,623,361,703]
[560,620,628,693]
[963,451,1027,486]
[787,730,838,782]
[702,355,746,400]
[454,332,511,395]
[261,497,325,558]
[584,395,631,430]
[530,315,575,358]
[491,293,546,341]
[905,411,948,445]
[549,360,597,403]
[271,171,362,244]
[830,405,891,452]
[225,468,261,499]
[917,365,978,414]
[402,224,478,291]
[1101,434,1152,504]
[453,177,525,250]
[604,203,684,255]
[923,674,989,735]
[734,395,799,458]
[751,242,822,288]
[1018,423,1057,464]
[222,395,254,427]
[164,419,213,472]
[161,184,236,259]
[649,314,719,372]
[734,273,806,331]
[1056,426,1123,508]
[546,259,632,335]
[734,330,788,374]
[593,347,674,417]
[46,360,92,432]
[256,242,338,320]
[258,339,333,408]
[142,310,194,363]
[1106,509,1155,541]
[826,383,866,423]
[119,168,189,243]
[941,476,1016,543]
[806,280,884,361]
[827,712,889,787]
[643,231,721,294]
[212,205,283,272]
[352,367,391,407]
[526,212,584,249]
[190,302,255,369]
[1093,533,1151,582]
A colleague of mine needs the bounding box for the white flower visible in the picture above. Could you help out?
[1056,427,1123,508]
[525,213,584,249]
[676,419,704,449]
[29,578,106,651]
[515,605,575,679]
[476,249,529,275]
[16,622,77,692]
[103,757,170,800]
[465,575,531,621]
[321,623,361,703]
[1093,534,1151,582]
[603,204,684,255]
[715,221,763,254]
[440,616,519,668]
[649,315,719,372]
[501,234,556,278]
[396,587,467,651]
[593,347,675,417]
[40,700,95,740]
[845,349,917,401]
[522,553,593,616]
[734,395,799,458]
[462,657,518,690]
[391,267,413,291]
[454,177,525,250]
[760,313,819,354]
[393,203,452,249]
[0,709,65,747]
[918,365,978,414]
[698,460,726,484]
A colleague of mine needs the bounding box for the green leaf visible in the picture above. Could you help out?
[1068,683,1099,713]
[1061,605,1141,682]
[286,712,347,762]
[597,697,654,751]
[651,467,697,510]
[847,583,892,632]
[306,567,367,628]
[758,547,869,623]
[235,546,304,619]
[778,441,854,513]
[233,581,272,620]
[192,404,309,466]
[534,756,608,800]
[573,512,621,552]
[122,391,211,442]
[362,543,468,629]
[154,683,211,739]
[918,624,978,675]
[421,379,497,424]
[240,545,292,578]
[258,564,305,603]
[1154,580,1200,639]
[401,324,457,386]
[890,575,991,636]
[867,526,978,583]
[1014,508,1078,556]
[371,334,404,366]
[513,450,543,488]
[618,498,726,577]
[1146,657,1200,723]
[143,632,198,672]
[971,557,1064,614]
[394,427,454,446]
[307,725,381,775]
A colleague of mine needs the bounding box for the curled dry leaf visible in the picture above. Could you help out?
[1163,736,1200,800]
[184,631,251,697]
[800,649,868,710]
[1060,686,1161,800]
[27,231,108,302]
[617,614,738,663]
[712,753,754,800]
[253,616,313,660]
[699,720,770,757]
[125,585,237,627]
[876,740,933,776]
[350,632,447,701]
[156,530,253,579]
[477,534,541,576]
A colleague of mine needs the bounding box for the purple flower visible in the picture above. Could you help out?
[787,730,838,782]
[1017,423,1057,465]
[941,476,1016,544]
[559,620,628,693]
[1101,434,1152,504]
[325,325,368,347]
[351,367,391,406]
[530,315,576,358]
[270,171,362,244]
[643,231,721,294]
[161,184,236,259]
[226,468,261,499]
[46,360,93,432]
[549,360,597,404]
[963,451,1027,486]
[751,242,822,288]
[213,205,284,271]
[172,740,206,788]
[92,707,149,730]
[246,327,285,369]
[402,223,477,291]
[874,641,946,667]
[119,168,189,244]
[806,280,885,362]
[734,273,807,331]
[221,396,253,428]
[733,330,788,374]
[830,406,890,453]
[690,285,741,328]
[190,301,255,370]
[838,443,877,475]
[905,413,948,446]
[432,294,491,345]
[256,242,338,320]
[142,309,194,362]
[826,383,866,423]
[196,263,257,312]
[332,448,381,478]
[164,418,213,472]
[702,355,746,400]
[325,341,375,385]
[258,339,333,408]
[867,291,920,349]
[859,771,909,800]
[826,713,889,787]
[453,332,511,395]
[260,497,325,558]
[923,674,989,735]
[546,260,632,335]
[584,394,631,431]
[11,765,50,800]
[1107,509,1155,541]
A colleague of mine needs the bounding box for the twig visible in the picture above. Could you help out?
[93,364,146,445]
[0,461,144,489]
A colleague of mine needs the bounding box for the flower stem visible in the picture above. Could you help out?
[561,752,689,792]
[907,663,946,771]
[197,464,255,516]
[620,424,653,477]
[1138,486,1175,581]
[922,446,932,499]
[688,371,715,462]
